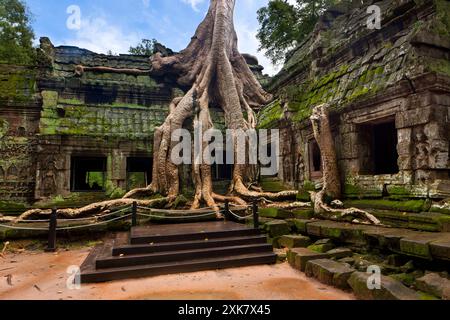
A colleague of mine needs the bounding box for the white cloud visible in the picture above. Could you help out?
[181,0,206,11]
[142,0,150,8]
[62,16,142,55]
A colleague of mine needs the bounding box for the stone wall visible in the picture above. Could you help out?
[259,0,450,200]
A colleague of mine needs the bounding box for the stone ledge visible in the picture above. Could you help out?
[348,272,421,300]
[305,259,355,290]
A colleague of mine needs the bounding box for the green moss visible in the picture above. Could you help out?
[58,97,84,105]
[0,68,37,102]
[345,199,428,213]
[427,58,450,77]
[303,181,316,192]
[296,189,312,202]
[418,291,440,300]
[292,208,314,220]
[258,99,283,129]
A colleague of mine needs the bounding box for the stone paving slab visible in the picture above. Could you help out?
[416,273,450,299]
[348,272,421,300]
[300,220,450,261]
[287,248,330,271]
[305,259,355,290]
[399,233,445,259]
[278,235,311,249]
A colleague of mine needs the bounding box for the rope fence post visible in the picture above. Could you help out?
[45,208,58,252]
[224,200,230,221]
[132,201,137,227]
[252,201,259,229]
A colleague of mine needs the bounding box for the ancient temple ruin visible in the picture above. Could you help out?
[259,0,450,203]
[0,38,265,212]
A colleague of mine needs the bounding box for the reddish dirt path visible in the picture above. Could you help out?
[0,249,355,300]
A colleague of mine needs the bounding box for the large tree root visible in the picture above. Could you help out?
[310,104,381,225]
[13,197,169,223]
[144,0,298,215]
[8,0,299,224]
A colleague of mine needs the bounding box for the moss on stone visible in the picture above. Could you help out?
[257,99,283,129]
[344,199,427,213]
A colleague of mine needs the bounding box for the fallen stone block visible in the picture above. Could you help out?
[308,239,335,253]
[348,272,421,300]
[416,273,450,300]
[327,247,353,259]
[287,248,329,271]
[399,233,443,260]
[305,259,355,290]
[278,235,311,249]
[292,219,312,234]
[265,220,290,238]
[292,208,314,220]
[429,237,450,261]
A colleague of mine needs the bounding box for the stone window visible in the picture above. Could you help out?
[70,157,107,192]
[359,120,399,175]
[127,157,153,190]
[309,140,322,179]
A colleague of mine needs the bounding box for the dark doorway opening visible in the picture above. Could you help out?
[127,157,152,190]
[71,157,107,192]
[373,121,399,174]
[309,140,322,179]
[211,149,233,181]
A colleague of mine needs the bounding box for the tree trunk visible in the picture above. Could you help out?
[310,104,381,225]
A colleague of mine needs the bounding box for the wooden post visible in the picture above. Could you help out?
[132,201,137,227]
[224,200,230,221]
[45,208,57,252]
[252,201,259,229]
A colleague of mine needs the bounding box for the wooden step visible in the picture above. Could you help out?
[81,251,277,283]
[130,227,260,244]
[112,234,267,256]
[97,243,273,269]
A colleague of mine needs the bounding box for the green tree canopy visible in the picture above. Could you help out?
[0,0,36,65]
[257,0,341,65]
[129,39,158,56]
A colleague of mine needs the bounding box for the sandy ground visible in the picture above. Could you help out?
[0,248,355,300]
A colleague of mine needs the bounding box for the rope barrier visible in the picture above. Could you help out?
[56,214,132,231]
[19,219,51,223]
[137,206,218,215]
[137,211,219,219]
[0,223,49,231]
[57,206,131,222]
[228,209,253,220]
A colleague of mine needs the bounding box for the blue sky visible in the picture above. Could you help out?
[25,0,280,75]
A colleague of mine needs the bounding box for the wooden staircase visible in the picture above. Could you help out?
[80,221,277,283]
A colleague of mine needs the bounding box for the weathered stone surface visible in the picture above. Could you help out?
[416,273,450,300]
[348,272,421,300]
[292,219,312,234]
[259,208,294,219]
[327,247,353,259]
[308,239,335,253]
[265,220,291,238]
[399,233,443,259]
[278,235,311,249]
[288,248,329,271]
[429,237,450,261]
[305,259,355,290]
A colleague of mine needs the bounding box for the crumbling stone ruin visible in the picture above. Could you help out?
[258,0,450,222]
[0,36,266,213]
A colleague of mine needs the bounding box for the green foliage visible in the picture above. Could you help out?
[0,0,35,65]
[256,0,344,64]
[129,39,158,56]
